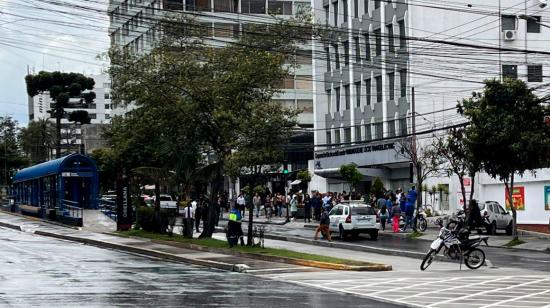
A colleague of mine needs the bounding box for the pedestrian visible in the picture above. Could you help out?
[303,194,312,223]
[314,207,332,241]
[378,204,388,231]
[276,193,283,217]
[264,194,272,220]
[227,204,244,247]
[201,197,209,233]
[391,202,401,233]
[182,201,195,238]
[404,196,415,231]
[195,198,202,233]
[237,192,246,217]
[467,199,482,231]
[376,194,386,210]
[312,193,322,221]
[253,193,262,218]
[290,194,298,221]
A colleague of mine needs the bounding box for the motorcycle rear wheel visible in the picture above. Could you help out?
[420,249,436,271]
[418,217,428,232]
[464,248,485,269]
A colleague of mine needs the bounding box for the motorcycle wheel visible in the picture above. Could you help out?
[420,249,436,271]
[418,217,428,232]
[464,248,485,270]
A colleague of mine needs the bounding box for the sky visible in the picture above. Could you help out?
[0,0,109,126]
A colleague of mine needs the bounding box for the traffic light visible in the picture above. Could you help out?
[283,161,289,174]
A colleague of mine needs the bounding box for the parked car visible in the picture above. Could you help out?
[151,194,178,209]
[328,203,380,240]
[480,201,513,235]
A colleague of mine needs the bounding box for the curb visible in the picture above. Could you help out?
[219,217,288,226]
[143,237,391,271]
[0,209,80,230]
[32,230,241,272]
[0,221,22,231]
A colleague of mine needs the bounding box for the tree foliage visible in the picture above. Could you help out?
[370,177,385,197]
[19,119,56,164]
[339,164,363,192]
[68,110,91,124]
[0,116,27,185]
[458,78,550,240]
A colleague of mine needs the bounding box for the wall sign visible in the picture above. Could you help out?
[545,186,550,211]
[505,186,525,211]
[315,143,395,159]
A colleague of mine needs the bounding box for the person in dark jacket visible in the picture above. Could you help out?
[303,194,312,223]
[312,193,322,221]
[467,199,482,230]
[392,203,402,233]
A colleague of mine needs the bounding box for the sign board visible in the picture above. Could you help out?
[505,186,525,211]
[545,186,550,211]
[116,175,133,231]
[457,177,472,207]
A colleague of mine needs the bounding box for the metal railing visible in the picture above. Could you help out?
[99,199,117,222]
[61,199,83,218]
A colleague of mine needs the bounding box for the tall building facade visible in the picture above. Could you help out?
[311,0,550,225]
[27,74,112,155]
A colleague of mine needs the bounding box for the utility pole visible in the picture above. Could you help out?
[283,160,290,223]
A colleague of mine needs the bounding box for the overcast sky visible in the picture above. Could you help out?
[0,0,109,126]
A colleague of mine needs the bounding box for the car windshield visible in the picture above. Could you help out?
[159,196,172,201]
[479,204,486,211]
[351,207,375,215]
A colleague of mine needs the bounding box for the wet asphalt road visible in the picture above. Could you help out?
[0,227,399,307]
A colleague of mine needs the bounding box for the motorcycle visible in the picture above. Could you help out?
[399,208,428,232]
[420,219,489,271]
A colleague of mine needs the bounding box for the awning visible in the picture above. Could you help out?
[290,179,302,185]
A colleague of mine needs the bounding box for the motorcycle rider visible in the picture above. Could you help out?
[467,199,483,232]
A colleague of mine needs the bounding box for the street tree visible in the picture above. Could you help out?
[339,164,363,193]
[109,13,316,238]
[0,116,27,186]
[68,110,91,124]
[19,119,56,164]
[25,71,95,157]
[433,128,480,210]
[370,177,385,197]
[458,78,550,240]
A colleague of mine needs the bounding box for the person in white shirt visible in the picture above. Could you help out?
[182,202,195,238]
[236,193,246,216]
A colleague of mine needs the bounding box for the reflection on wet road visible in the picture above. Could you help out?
[0,227,399,307]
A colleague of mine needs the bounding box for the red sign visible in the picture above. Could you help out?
[505,186,525,211]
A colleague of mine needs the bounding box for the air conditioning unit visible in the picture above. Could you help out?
[503,30,516,41]
[540,0,547,8]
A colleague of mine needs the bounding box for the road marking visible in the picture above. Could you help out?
[246,266,313,273]
[482,287,550,308]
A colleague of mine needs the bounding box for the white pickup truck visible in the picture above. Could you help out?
[153,194,178,209]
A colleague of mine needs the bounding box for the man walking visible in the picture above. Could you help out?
[312,193,322,221]
[253,193,262,218]
[314,207,332,241]
[182,201,195,238]
[236,192,246,217]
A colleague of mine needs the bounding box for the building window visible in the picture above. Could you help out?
[365,78,371,105]
[333,1,338,26]
[527,16,541,33]
[355,81,361,107]
[387,120,395,137]
[90,113,97,120]
[242,0,266,13]
[213,23,235,38]
[400,117,407,136]
[105,114,111,120]
[400,69,407,97]
[344,85,350,110]
[501,15,516,31]
[374,0,380,9]
[344,128,351,144]
[398,19,406,48]
[326,131,332,147]
[186,0,211,11]
[354,37,360,64]
[214,0,238,12]
[326,47,331,71]
[502,65,518,79]
[364,0,368,14]
[295,77,312,90]
[104,93,110,99]
[388,72,395,100]
[527,65,543,82]
[334,44,340,69]
[335,87,341,111]
[342,0,348,23]
[326,89,332,113]
[274,77,295,89]
[353,0,358,18]
[105,104,110,109]
[374,29,381,56]
[355,126,361,142]
[364,33,371,61]
[387,23,394,53]
[324,5,329,26]
[375,76,382,102]
[335,129,341,146]
[365,124,372,140]
[268,1,293,15]
[344,41,350,66]
[297,99,313,113]
[375,122,383,139]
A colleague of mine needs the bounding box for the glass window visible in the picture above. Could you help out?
[354,0,358,18]
[375,76,382,102]
[344,85,350,109]
[326,89,332,113]
[375,122,383,139]
[400,69,407,97]
[388,72,395,100]
[334,44,340,69]
[364,0,368,14]
[488,203,494,213]
[297,99,313,113]
[364,33,370,61]
[268,1,292,15]
[527,65,543,82]
[187,0,211,11]
[296,50,311,65]
[242,0,266,13]
[213,23,234,37]
[335,87,341,111]
[279,99,295,109]
[355,81,361,107]
[334,129,341,146]
[344,41,350,66]
[502,65,517,79]
[388,120,395,137]
[326,47,331,71]
[365,78,371,105]
[344,128,351,143]
[352,206,374,215]
[105,104,110,109]
[399,117,407,136]
[501,15,516,31]
[497,204,507,214]
[324,5,329,26]
[163,0,183,10]
[365,124,371,140]
[295,77,312,90]
[342,0,348,22]
[374,0,380,9]
[527,16,541,33]
[104,93,110,99]
[326,131,332,147]
[214,0,238,12]
[333,1,338,26]
[274,77,294,89]
[355,126,361,142]
[399,19,406,48]
[354,37,360,64]
[374,29,381,56]
[387,23,394,52]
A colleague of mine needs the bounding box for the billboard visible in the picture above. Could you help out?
[505,186,525,211]
[545,186,550,211]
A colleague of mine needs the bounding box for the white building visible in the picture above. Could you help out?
[311,0,550,226]
[27,74,112,155]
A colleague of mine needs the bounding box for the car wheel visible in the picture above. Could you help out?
[370,230,379,240]
[505,221,513,236]
[339,225,347,241]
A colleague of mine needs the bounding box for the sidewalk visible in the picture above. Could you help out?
[0,211,311,274]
